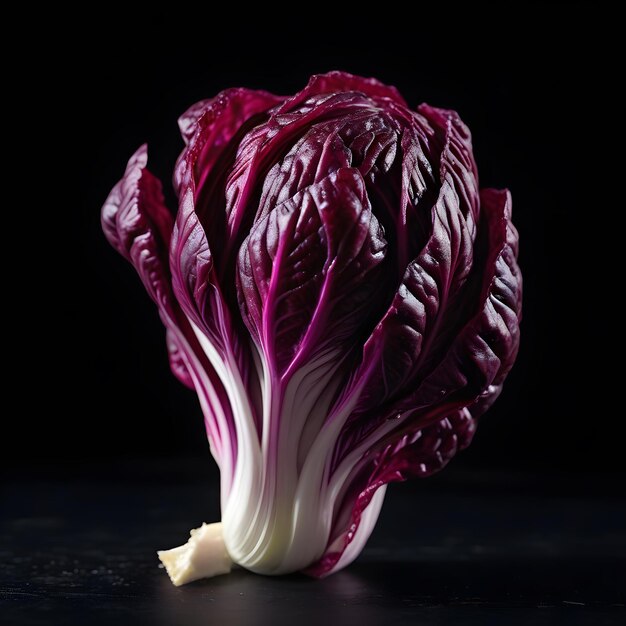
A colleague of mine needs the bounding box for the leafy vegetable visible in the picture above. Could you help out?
[102,72,522,582]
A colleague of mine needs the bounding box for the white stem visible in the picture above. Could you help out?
[177,324,388,578]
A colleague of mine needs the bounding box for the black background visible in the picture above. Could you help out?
[13,3,621,477]
[4,6,625,625]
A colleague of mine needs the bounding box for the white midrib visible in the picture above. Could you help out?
[189,318,387,575]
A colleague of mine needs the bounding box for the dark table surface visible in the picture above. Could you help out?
[1,462,625,625]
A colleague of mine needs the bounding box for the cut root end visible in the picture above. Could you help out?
[157,522,233,586]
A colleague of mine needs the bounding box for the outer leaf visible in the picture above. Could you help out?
[237,167,387,376]
[356,179,475,409]
[101,146,180,349]
[306,409,476,577]
[310,188,521,577]
[101,146,236,467]
[174,88,284,271]
[170,89,283,357]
